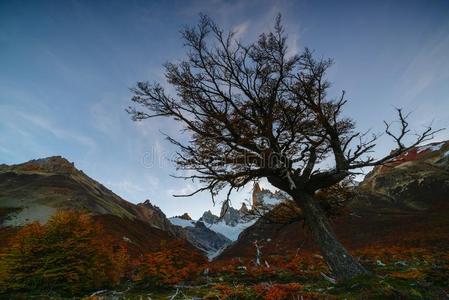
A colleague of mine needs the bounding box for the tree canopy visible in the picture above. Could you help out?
[128,15,441,280]
[128,15,440,202]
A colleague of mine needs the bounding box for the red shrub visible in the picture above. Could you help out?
[134,239,206,286]
[254,283,303,300]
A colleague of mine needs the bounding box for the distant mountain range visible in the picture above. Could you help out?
[0,156,276,258]
[167,181,289,258]
[1,140,449,261]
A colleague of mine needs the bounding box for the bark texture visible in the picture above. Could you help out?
[295,190,368,280]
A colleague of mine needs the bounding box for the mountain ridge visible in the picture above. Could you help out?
[216,140,449,260]
[2,140,449,261]
[0,156,167,228]
[0,156,231,258]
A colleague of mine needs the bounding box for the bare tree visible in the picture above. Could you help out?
[127,15,441,280]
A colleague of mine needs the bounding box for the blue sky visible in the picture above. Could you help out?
[1,0,449,218]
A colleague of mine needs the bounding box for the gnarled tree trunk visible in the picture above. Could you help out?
[294,190,368,280]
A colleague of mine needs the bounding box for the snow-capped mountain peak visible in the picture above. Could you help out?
[168,183,289,259]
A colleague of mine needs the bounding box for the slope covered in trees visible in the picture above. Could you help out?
[0,211,128,295]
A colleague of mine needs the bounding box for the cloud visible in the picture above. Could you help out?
[178,0,302,52]
[167,183,198,197]
[145,174,160,189]
[399,31,449,103]
[0,145,15,157]
[90,97,123,139]
[114,180,146,194]
[18,111,97,151]
[232,21,250,40]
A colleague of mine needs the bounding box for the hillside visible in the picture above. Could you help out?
[3,141,448,261]
[0,156,169,228]
[217,141,449,261]
[0,156,204,257]
[1,143,449,298]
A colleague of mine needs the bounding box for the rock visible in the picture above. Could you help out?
[252,182,263,207]
[200,210,219,224]
[173,212,192,220]
[357,140,449,209]
[178,221,231,259]
[135,199,173,232]
[239,203,249,214]
[219,202,242,226]
[376,259,386,267]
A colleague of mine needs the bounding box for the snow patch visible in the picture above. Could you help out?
[168,217,195,228]
[206,245,227,260]
[261,194,282,206]
[417,142,445,154]
[207,219,257,241]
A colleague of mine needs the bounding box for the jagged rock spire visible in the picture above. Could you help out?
[252,182,262,208]
[177,213,192,220]
[239,202,249,214]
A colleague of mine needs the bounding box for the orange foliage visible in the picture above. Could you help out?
[0,211,128,295]
[18,163,43,172]
[254,282,302,300]
[211,283,246,299]
[134,239,206,286]
[355,246,436,265]
[267,252,328,276]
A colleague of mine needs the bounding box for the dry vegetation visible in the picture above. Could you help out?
[1,210,448,299]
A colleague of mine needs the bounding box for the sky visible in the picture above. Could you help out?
[1,0,449,219]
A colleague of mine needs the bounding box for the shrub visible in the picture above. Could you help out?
[253,282,303,300]
[0,211,128,296]
[134,239,206,286]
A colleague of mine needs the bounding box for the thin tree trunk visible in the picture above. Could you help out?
[294,190,368,281]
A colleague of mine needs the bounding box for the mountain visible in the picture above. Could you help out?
[252,182,288,209]
[168,201,255,259]
[356,140,449,209]
[0,156,199,257]
[217,141,449,261]
[168,184,288,259]
[4,139,449,262]
[168,216,231,259]
[198,203,256,242]
[0,156,239,258]
[135,200,174,231]
[0,156,168,228]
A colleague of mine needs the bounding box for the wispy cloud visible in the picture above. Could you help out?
[0,145,15,157]
[18,111,97,151]
[114,180,146,194]
[399,31,449,103]
[232,21,250,40]
[177,0,302,55]
[167,183,198,198]
[90,98,123,139]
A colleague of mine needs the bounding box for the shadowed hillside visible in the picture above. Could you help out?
[217,141,449,261]
[0,157,207,260]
